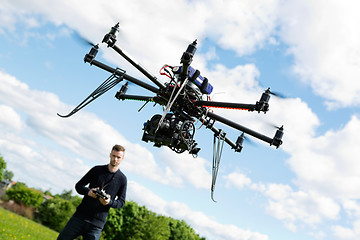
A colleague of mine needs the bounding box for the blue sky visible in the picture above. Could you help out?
[1,1,360,240]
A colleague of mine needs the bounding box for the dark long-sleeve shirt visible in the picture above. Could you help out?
[74,164,127,228]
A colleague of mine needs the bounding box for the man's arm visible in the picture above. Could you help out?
[109,176,127,208]
[75,167,95,196]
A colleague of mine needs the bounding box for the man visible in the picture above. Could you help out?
[57,144,127,240]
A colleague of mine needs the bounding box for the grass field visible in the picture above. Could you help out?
[0,207,59,240]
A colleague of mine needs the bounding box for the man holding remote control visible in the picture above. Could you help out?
[57,144,127,240]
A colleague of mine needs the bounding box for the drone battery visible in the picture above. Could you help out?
[173,66,213,95]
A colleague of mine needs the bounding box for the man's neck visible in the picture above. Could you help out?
[108,164,119,173]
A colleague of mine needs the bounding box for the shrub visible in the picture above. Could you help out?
[37,197,77,232]
[6,183,43,208]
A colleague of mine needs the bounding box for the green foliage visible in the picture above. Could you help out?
[55,189,75,200]
[6,183,44,208]
[101,207,123,239]
[0,206,58,240]
[3,169,14,181]
[122,202,170,240]
[0,154,6,181]
[0,154,14,181]
[102,201,204,240]
[169,218,204,240]
[55,189,82,206]
[37,196,77,232]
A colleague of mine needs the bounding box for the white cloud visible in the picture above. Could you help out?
[219,111,360,238]
[263,184,340,230]
[0,131,88,193]
[224,171,252,189]
[158,148,211,189]
[0,1,19,34]
[332,220,360,240]
[0,104,23,132]
[278,0,360,108]
[226,171,341,232]
[128,181,269,240]
[174,204,268,240]
[121,146,185,186]
[204,0,279,56]
[0,0,283,79]
[343,200,360,218]
[288,115,360,199]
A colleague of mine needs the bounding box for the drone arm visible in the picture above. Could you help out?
[194,101,257,111]
[115,93,159,103]
[206,111,282,148]
[196,89,275,113]
[85,58,159,94]
[110,44,166,90]
[102,23,165,90]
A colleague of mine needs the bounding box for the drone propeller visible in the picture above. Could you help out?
[241,133,256,146]
[166,34,195,47]
[265,88,287,99]
[264,121,285,131]
[72,31,98,47]
[272,124,284,130]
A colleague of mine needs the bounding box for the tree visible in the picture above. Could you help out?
[169,218,204,240]
[37,196,77,232]
[0,154,6,181]
[56,189,74,200]
[3,169,14,181]
[140,214,170,240]
[6,182,43,208]
[101,207,123,240]
[103,201,170,240]
[0,154,14,182]
[55,189,81,205]
[102,201,205,240]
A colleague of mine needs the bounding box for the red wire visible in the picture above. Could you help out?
[159,65,172,79]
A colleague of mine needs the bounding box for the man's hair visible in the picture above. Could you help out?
[112,144,125,152]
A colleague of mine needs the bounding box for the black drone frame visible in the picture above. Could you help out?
[58,23,284,202]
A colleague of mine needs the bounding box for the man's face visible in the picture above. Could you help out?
[109,150,124,167]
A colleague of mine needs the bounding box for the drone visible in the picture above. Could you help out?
[58,23,284,201]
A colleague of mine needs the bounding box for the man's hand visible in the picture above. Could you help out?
[88,188,99,198]
[99,195,111,205]
[88,188,110,205]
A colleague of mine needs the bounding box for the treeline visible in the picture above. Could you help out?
[0,155,205,239]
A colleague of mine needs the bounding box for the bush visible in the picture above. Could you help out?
[6,183,43,208]
[37,197,77,232]
[102,201,204,240]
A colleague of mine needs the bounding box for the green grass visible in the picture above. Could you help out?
[0,207,59,240]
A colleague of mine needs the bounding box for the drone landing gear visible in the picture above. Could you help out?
[211,129,226,202]
[57,69,126,118]
[156,77,189,133]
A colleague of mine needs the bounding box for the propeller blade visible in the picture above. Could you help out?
[73,31,97,47]
[265,121,284,131]
[265,88,287,99]
[269,90,286,98]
